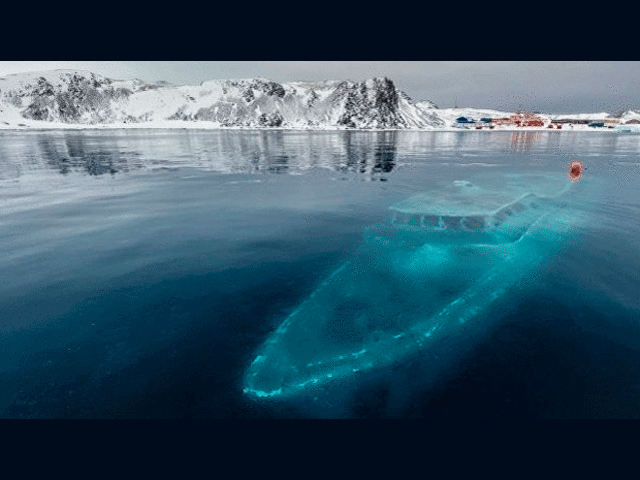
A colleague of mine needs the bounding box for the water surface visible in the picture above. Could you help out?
[1,129,640,418]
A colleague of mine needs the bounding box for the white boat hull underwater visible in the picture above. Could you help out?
[243,172,594,404]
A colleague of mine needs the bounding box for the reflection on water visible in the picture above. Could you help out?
[41,136,128,176]
[0,130,399,181]
[340,131,396,177]
[4,129,639,182]
[509,131,541,155]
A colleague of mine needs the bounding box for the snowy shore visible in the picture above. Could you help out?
[1,120,638,133]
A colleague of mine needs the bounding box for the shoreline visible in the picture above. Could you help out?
[1,124,638,133]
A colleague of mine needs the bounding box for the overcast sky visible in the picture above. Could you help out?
[1,61,639,114]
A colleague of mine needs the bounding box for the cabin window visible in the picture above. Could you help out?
[462,216,485,231]
[442,216,461,230]
[422,215,440,227]
[408,214,422,226]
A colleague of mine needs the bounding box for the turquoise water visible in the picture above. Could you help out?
[1,129,640,418]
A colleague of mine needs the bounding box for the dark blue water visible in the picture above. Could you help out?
[1,129,640,418]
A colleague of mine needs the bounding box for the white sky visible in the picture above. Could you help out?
[1,61,639,114]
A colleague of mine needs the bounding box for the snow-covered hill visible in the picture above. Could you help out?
[548,112,611,121]
[618,110,640,123]
[435,108,513,127]
[0,70,444,130]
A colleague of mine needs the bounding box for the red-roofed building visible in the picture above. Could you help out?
[510,113,545,127]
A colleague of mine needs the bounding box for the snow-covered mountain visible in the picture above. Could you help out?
[0,70,444,129]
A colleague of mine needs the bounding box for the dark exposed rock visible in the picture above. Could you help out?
[238,80,286,99]
[23,96,53,121]
[168,107,194,121]
[56,92,80,121]
[20,72,114,123]
[242,88,255,103]
[307,90,318,108]
[265,82,285,98]
[122,112,151,123]
[104,87,133,100]
[195,102,237,123]
[258,113,284,127]
[333,77,404,128]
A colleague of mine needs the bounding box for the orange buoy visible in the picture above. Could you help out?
[568,160,585,182]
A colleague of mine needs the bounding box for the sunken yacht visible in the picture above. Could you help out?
[243,172,590,400]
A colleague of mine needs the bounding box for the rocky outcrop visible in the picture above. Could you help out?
[333,78,403,128]
[14,72,131,124]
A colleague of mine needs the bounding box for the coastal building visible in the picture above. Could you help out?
[551,119,590,125]
[455,116,475,124]
[492,117,512,125]
[510,113,545,127]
